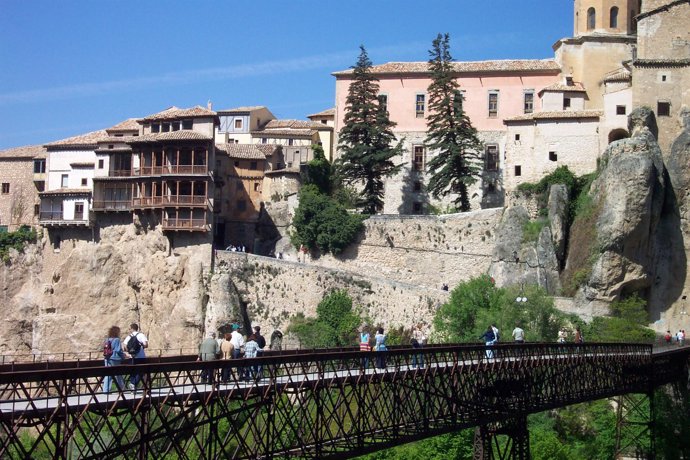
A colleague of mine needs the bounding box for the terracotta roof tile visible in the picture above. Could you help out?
[216,143,268,160]
[255,144,280,156]
[251,128,316,137]
[0,144,47,159]
[217,106,267,113]
[125,130,212,143]
[307,108,335,118]
[39,188,91,196]
[504,110,603,122]
[263,119,328,130]
[333,59,560,76]
[106,118,141,133]
[141,106,216,122]
[539,82,587,93]
[603,68,632,83]
[45,130,109,148]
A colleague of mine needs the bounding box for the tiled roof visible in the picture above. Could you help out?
[106,118,140,133]
[633,58,690,68]
[141,106,216,122]
[307,108,335,118]
[263,119,329,130]
[45,130,109,148]
[603,68,632,83]
[216,144,268,160]
[0,144,47,159]
[256,144,280,156]
[125,130,213,143]
[265,167,301,176]
[333,59,560,76]
[251,128,316,137]
[39,188,91,196]
[504,110,603,122]
[217,106,267,113]
[539,82,586,93]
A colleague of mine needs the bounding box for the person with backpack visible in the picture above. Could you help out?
[102,325,125,393]
[253,326,266,380]
[123,323,148,391]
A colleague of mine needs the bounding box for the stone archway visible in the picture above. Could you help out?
[608,128,629,143]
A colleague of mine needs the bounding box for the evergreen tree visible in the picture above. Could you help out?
[425,33,483,212]
[337,46,402,214]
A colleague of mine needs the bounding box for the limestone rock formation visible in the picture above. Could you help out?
[489,206,561,295]
[571,107,685,323]
[548,184,569,264]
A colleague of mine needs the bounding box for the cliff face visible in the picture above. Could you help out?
[0,221,212,357]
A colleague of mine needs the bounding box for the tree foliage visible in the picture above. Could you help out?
[290,185,364,255]
[584,294,655,343]
[424,34,483,212]
[433,275,564,343]
[0,225,38,263]
[304,144,332,195]
[337,46,402,214]
[288,290,363,348]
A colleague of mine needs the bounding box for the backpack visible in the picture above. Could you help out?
[103,338,113,359]
[126,333,142,355]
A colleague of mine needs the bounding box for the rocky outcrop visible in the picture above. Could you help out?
[488,206,561,295]
[571,107,686,323]
[548,184,569,265]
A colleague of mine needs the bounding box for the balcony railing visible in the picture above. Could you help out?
[131,196,209,208]
[109,169,133,177]
[162,217,208,231]
[135,165,208,176]
[92,200,131,211]
[39,212,90,226]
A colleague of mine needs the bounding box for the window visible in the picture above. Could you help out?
[415,94,425,118]
[33,159,46,174]
[1,183,9,194]
[234,119,243,130]
[261,138,267,144]
[237,200,247,212]
[182,119,193,130]
[488,92,498,118]
[378,94,388,112]
[74,203,84,220]
[515,134,521,141]
[486,145,499,171]
[661,75,667,82]
[254,183,260,192]
[172,121,180,131]
[81,178,87,186]
[587,7,596,30]
[616,105,627,115]
[413,202,422,213]
[34,204,39,216]
[288,139,294,146]
[61,174,68,188]
[549,151,558,162]
[610,6,619,28]
[413,146,425,171]
[657,101,671,117]
[151,123,160,133]
[413,181,422,192]
[162,122,170,132]
[523,92,534,114]
[514,165,522,176]
[250,161,258,170]
[563,97,571,110]
[108,144,114,150]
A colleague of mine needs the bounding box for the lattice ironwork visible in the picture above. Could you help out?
[614,393,654,460]
[0,343,687,459]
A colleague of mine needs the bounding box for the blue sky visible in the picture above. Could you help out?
[0,1,571,150]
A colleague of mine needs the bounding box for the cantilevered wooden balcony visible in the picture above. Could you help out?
[92,200,132,211]
[135,165,208,176]
[162,217,209,231]
[131,195,210,209]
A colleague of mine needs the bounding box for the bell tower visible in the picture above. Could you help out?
[573,0,641,37]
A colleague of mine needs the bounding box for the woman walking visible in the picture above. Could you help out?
[103,326,125,393]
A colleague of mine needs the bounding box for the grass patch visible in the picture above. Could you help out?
[522,218,550,243]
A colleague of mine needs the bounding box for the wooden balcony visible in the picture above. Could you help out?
[39,212,91,227]
[131,195,209,209]
[162,217,209,231]
[135,165,208,176]
[92,200,131,211]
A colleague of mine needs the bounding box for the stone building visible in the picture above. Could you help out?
[0,145,45,232]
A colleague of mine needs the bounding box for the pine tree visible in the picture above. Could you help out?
[425,33,483,212]
[337,46,402,214]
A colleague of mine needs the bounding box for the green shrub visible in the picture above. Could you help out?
[0,226,38,263]
[522,218,549,243]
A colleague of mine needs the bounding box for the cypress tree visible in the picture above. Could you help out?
[337,46,402,214]
[425,33,483,212]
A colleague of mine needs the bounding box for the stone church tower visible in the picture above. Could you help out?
[554,0,639,109]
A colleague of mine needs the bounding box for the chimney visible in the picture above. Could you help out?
[207,100,212,110]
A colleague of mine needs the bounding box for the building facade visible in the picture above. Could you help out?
[0,145,45,232]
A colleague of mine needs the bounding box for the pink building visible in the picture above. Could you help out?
[333,60,562,212]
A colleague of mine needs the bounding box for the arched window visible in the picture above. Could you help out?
[587,7,596,30]
[610,6,619,28]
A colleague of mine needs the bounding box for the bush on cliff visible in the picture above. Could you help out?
[291,185,365,255]
[0,225,38,263]
[288,290,363,348]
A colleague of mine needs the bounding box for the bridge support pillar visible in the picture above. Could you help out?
[473,416,530,460]
[614,392,654,459]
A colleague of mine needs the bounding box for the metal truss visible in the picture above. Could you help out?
[0,343,687,459]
